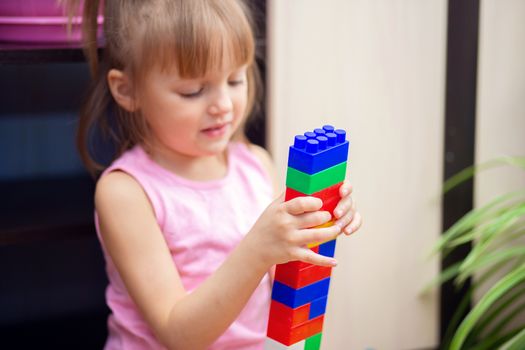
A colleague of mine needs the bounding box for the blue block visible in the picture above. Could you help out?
[271,278,331,308]
[319,239,336,258]
[288,125,350,175]
[309,295,328,319]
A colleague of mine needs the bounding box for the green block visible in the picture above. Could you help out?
[305,332,322,350]
[286,162,347,195]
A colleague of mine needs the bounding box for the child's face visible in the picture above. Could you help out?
[137,62,249,160]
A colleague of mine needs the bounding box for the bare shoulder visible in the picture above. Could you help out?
[246,143,281,197]
[94,170,157,243]
[95,170,149,211]
[247,143,273,171]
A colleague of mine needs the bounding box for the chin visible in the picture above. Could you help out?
[199,140,230,156]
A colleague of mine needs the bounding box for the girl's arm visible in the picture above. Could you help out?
[96,169,339,350]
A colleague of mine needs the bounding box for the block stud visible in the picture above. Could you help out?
[304,131,317,139]
[335,129,346,143]
[306,139,319,153]
[316,136,327,150]
[314,128,326,136]
[294,135,307,149]
[325,133,337,146]
[322,125,335,133]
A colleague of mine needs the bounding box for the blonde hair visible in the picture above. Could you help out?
[66,0,261,176]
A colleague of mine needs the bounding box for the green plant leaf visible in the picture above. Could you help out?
[488,296,525,339]
[432,191,525,257]
[467,327,522,350]
[472,282,525,339]
[428,156,525,349]
[499,326,525,350]
[422,261,462,294]
[457,247,525,285]
[444,200,525,253]
[442,288,474,349]
[443,156,525,194]
[449,265,525,350]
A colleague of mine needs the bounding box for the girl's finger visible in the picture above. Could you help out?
[295,211,331,229]
[334,208,354,232]
[285,196,323,215]
[333,195,353,219]
[295,248,338,267]
[339,180,353,197]
[294,225,340,245]
[344,212,363,235]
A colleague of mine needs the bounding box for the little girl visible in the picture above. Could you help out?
[69,0,362,349]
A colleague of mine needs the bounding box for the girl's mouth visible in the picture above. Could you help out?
[201,123,229,137]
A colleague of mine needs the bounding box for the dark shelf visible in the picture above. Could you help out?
[0,310,109,350]
[0,174,96,245]
[0,44,102,64]
[0,222,95,246]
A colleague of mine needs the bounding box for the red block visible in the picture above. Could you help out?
[285,183,342,218]
[268,300,310,328]
[275,262,332,289]
[267,315,325,346]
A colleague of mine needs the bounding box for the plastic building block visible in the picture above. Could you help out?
[268,300,310,328]
[286,162,347,195]
[267,295,328,330]
[305,333,322,350]
[265,333,322,350]
[319,240,336,258]
[265,337,305,350]
[272,278,331,309]
[288,126,349,175]
[275,262,332,289]
[267,125,349,349]
[285,183,342,218]
[308,296,328,319]
[267,315,324,346]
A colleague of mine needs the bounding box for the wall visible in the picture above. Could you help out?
[267,1,447,348]
[474,0,525,327]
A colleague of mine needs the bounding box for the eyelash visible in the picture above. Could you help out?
[180,88,203,98]
[229,79,245,87]
[179,80,245,98]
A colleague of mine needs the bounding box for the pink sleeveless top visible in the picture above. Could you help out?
[95,142,273,350]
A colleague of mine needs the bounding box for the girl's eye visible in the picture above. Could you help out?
[179,88,204,98]
[229,79,245,87]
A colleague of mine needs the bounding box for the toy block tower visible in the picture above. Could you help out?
[266,125,349,350]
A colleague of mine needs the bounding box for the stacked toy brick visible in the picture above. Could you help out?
[266,125,349,350]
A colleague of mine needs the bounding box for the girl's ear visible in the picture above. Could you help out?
[107,69,139,112]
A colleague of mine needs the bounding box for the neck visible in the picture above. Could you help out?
[145,141,229,182]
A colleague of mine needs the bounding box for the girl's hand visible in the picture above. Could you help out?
[246,194,341,268]
[333,180,362,236]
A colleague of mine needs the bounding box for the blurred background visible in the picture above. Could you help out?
[1,0,524,349]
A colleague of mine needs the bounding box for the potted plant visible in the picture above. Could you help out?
[429,156,525,350]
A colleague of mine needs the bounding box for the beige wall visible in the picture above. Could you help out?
[267,1,447,349]
[475,0,525,326]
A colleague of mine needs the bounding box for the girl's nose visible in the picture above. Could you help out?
[208,88,233,116]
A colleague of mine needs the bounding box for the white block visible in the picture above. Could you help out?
[265,337,305,350]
